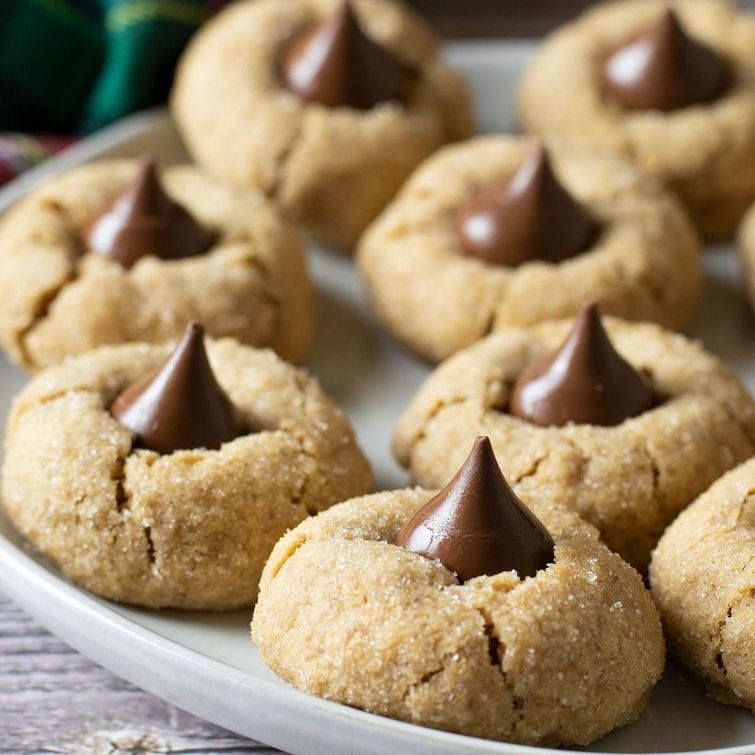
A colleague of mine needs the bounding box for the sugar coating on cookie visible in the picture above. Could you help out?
[171,0,472,248]
[518,0,755,240]
[0,159,314,371]
[1,338,372,610]
[252,489,664,746]
[650,458,755,711]
[393,316,755,568]
[357,135,700,363]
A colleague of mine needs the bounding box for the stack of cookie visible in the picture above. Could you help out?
[4,0,755,748]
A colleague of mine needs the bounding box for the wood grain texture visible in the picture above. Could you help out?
[0,591,281,755]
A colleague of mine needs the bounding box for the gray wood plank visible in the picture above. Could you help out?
[0,591,282,755]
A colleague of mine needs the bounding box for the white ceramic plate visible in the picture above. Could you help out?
[2,41,755,755]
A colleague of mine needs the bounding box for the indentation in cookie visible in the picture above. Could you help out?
[395,436,555,581]
[509,302,657,427]
[84,159,215,268]
[455,145,598,267]
[110,321,249,454]
[601,8,729,112]
[281,0,414,110]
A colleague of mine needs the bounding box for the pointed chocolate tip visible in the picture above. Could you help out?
[128,158,171,215]
[84,159,213,269]
[337,0,356,24]
[510,143,548,194]
[456,145,598,267]
[661,7,681,28]
[579,299,600,327]
[396,436,555,582]
[531,142,547,161]
[601,7,728,112]
[137,157,157,179]
[184,319,205,345]
[509,302,657,427]
[110,321,246,454]
[526,142,548,174]
[281,0,413,110]
[658,8,689,43]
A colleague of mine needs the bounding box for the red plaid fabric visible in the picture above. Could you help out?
[0,134,76,188]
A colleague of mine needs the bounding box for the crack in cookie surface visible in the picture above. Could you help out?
[15,262,80,369]
[3,336,370,609]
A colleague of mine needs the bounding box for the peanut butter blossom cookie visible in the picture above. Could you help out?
[357,135,700,362]
[1,323,372,609]
[518,0,755,240]
[736,200,755,313]
[650,458,755,711]
[394,304,755,568]
[0,159,313,371]
[171,0,472,248]
[252,437,665,746]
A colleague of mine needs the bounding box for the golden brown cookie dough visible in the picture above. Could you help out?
[0,159,314,371]
[650,458,755,711]
[252,488,665,746]
[357,135,700,363]
[1,337,372,610]
[171,0,472,248]
[394,316,755,568]
[737,200,755,311]
[518,0,755,240]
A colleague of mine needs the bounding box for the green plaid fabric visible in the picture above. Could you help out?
[0,0,223,135]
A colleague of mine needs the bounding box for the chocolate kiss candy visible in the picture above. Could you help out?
[85,160,213,269]
[282,0,413,109]
[509,302,656,427]
[395,436,555,581]
[456,146,598,267]
[110,322,245,454]
[601,8,729,112]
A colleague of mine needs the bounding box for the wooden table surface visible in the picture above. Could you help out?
[0,589,277,753]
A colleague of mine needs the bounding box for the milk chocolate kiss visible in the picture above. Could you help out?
[395,437,555,581]
[110,322,246,454]
[509,303,656,428]
[282,0,413,109]
[456,147,598,267]
[85,160,213,269]
[601,8,729,112]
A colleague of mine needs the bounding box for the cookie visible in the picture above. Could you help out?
[737,199,755,311]
[252,437,664,746]
[1,324,372,609]
[171,0,471,248]
[357,135,700,363]
[394,307,755,568]
[518,0,755,240]
[0,159,314,371]
[650,457,755,711]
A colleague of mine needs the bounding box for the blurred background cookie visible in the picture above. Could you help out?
[518,0,755,240]
[171,0,472,248]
